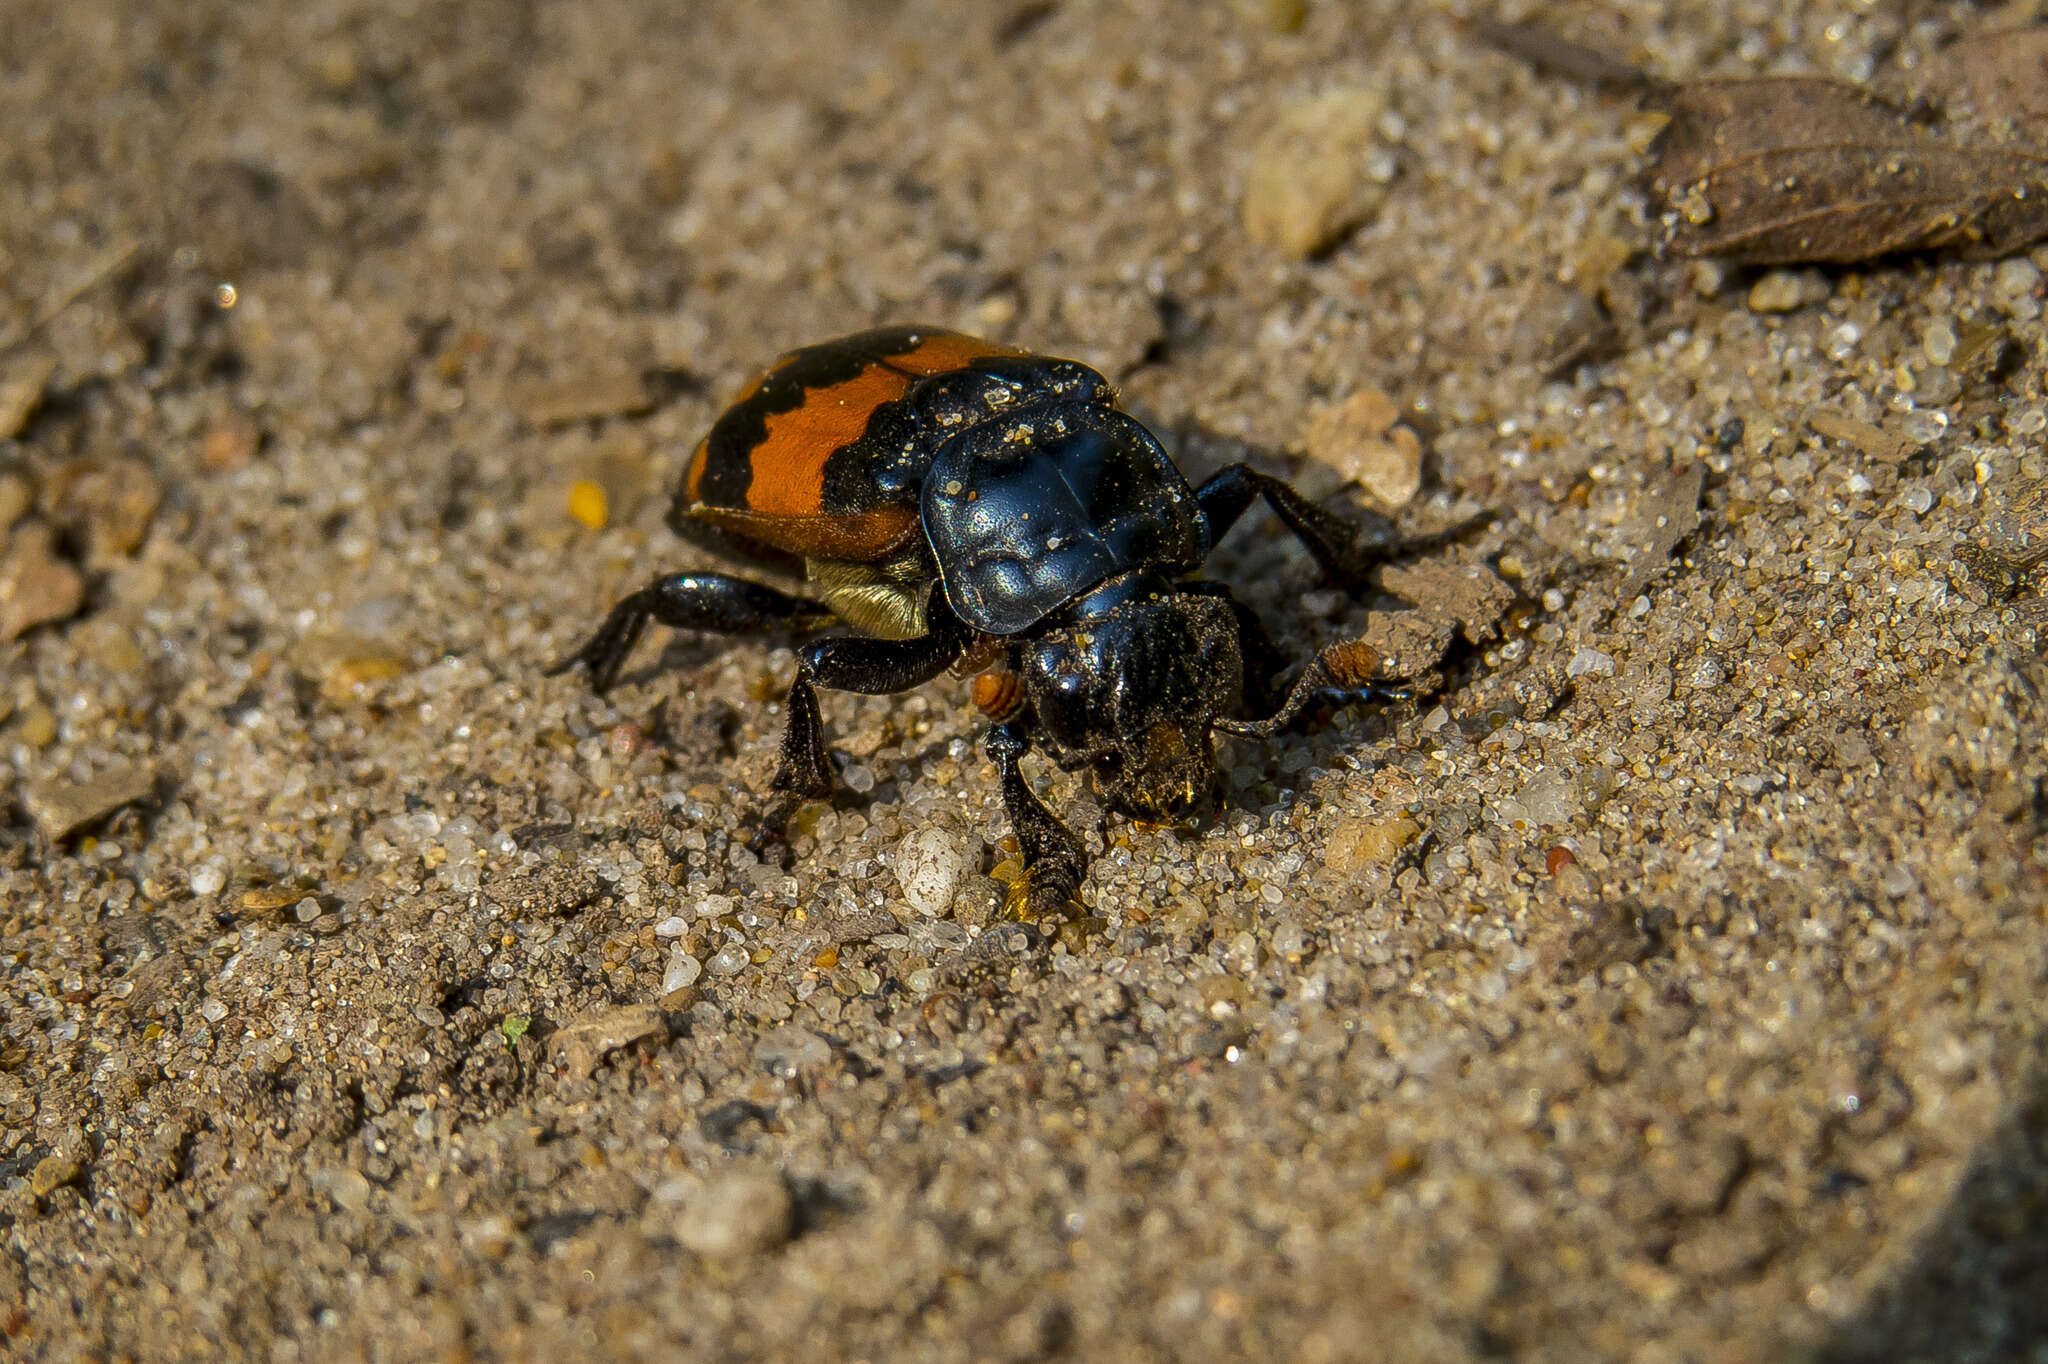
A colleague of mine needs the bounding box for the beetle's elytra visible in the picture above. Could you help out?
[550,325,1431,919]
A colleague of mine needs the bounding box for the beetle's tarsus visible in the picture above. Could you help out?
[545,591,653,695]
[987,720,1089,918]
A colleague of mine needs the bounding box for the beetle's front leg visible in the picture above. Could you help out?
[754,609,970,849]
[984,719,1087,921]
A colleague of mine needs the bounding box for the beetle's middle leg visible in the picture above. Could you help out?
[757,608,970,840]
[547,572,834,695]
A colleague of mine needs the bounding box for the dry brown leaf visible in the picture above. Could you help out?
[1649,77,2048,264]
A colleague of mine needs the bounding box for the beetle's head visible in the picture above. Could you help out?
[1020,574,1243,823]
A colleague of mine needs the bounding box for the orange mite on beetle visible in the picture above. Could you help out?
[550,326,1436,918]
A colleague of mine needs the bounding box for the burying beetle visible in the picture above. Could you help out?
[551,326,1446,918]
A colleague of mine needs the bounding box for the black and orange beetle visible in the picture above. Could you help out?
[550,326,1425,917]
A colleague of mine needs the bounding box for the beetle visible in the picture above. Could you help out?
[549,326,1431,918]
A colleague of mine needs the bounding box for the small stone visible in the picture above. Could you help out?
[552,1003,668,1081]
[752,1025,830,1074]
[312,1166,373,1214]
[1920,320,1957,368]
[653,916,689,938]
[661,946,702,995]
[13,702,57,747]
[606,720,646,760]
[1746,269,1828,313]
[0,469,34,534]
[30,1153,82,1199]
[198,998,228,1023]
[0,354,56,440]
[0,521,85,641]
[1567,647,1615,678]
[893,825,967,916]
[1994,257,2041,302]
[672,1170,796,1257]
[1323,815,1422,875]
[23,763,156,841]
[707,942,751,976]
[1900,409,1948,445]
[51,457,162,561]
[200,411,262,473]
[1303,390,1422,507]
[1242,88,1392,260]
[289,628,412,704]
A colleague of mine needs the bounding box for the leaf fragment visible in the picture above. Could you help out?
[1649,76,2048,264]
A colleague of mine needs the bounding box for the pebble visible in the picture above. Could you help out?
[752,1025,830,1074]
[1920,320,1957,368]
[188,864,227,896]
[0,469,33,534]
[1567,647,1615,678]
[0,353,56,440]
[0,521,85,641]
[289,629,412,704]
[1995,257,2041,302]
[892,825,967,916]
[23,763,157,841]
[706,942,751,977]
[1746,269,1829,314]
[200,411,262,473]
[1303,389,1423,508]
[661,946,703,994]
[1242,88,1392,260]
[30,1154,82,1199]
[672,1171,796,1257]
[553,1004,668,1081]
[653,915,689,938]
[1323,815,1422,875]
[52,456,162,561]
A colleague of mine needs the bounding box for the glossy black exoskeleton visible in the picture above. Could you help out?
[549,326,1427,919]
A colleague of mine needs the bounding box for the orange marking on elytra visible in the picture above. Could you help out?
[746,365,916,516]
[885,332,1027,376]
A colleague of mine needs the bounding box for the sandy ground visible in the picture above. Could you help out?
[3,1,2046,1359]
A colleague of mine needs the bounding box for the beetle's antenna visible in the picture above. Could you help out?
[1215,640,1387,740]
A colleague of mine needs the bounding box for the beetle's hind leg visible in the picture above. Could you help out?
[546,573,834,695]
[754,607,971,848]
